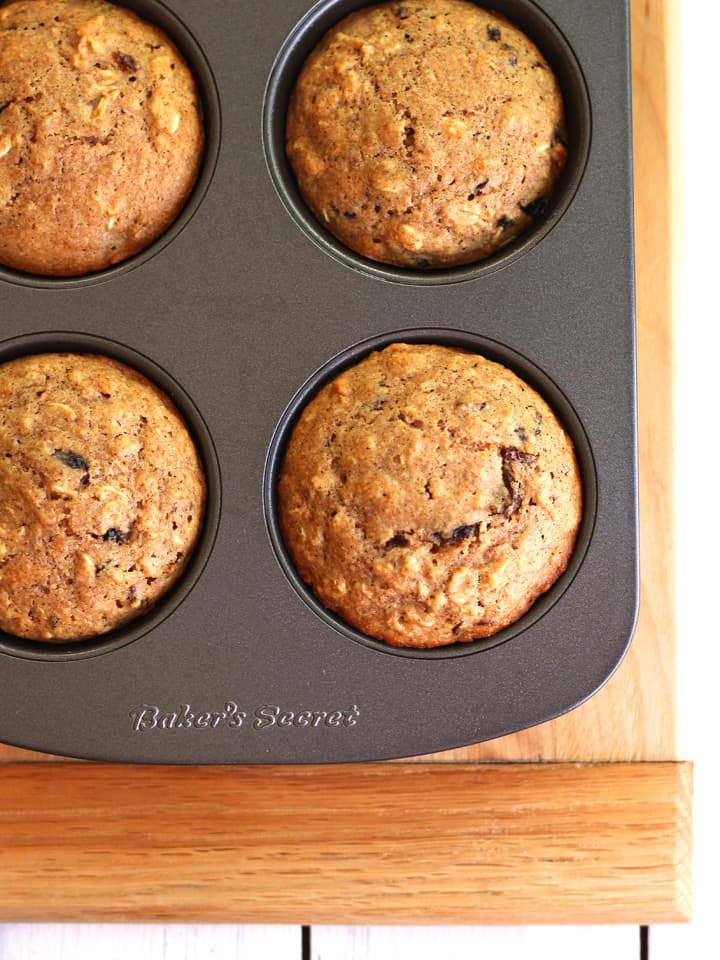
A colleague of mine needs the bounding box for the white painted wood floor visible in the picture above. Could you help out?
[0,4,717,958]
[0,925,644,959]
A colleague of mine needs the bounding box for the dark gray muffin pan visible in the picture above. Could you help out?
[0,0,637,763]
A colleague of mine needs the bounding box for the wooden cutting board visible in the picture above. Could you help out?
[0,0,690,924]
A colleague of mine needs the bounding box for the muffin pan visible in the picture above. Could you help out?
[0,0,638,763]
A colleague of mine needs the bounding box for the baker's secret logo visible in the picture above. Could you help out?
[129,701,360,732]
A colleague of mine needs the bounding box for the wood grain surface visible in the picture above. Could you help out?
[0,0,690,926]
[0,762,691,924]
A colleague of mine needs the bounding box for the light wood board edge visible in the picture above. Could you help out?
[0,761,691,924]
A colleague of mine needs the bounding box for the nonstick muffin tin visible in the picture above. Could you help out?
[0,0,638,763]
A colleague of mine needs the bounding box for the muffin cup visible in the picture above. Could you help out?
[263,0,591,285]
[264,327,596,659]
[0,0,221,290]
[0,331,221,662]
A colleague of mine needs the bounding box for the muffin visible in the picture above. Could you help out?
[0,353,205,641]
[0,0,204,276]
[286,0,566,269]
[278,343,581,649]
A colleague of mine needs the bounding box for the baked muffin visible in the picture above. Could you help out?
[286,0,566,269]
[0,0,204,276]
[0,353,205,641]
[278,343,581,649]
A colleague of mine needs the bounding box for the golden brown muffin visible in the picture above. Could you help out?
[278,343,581,648]
[0,0,204,276]
[0,353,205,641]
[286,0,566,269]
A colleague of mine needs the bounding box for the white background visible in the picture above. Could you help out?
[659,0,719,953]
[0,0,717,955]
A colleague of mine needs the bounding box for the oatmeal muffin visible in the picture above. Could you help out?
[286,0,566,269]
[0,353,205,641]
[278,343,581,648]
[0,0,204,276]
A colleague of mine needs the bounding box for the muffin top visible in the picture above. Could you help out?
[286,0,566,270]
[0,0,204,276]
[278,343,581,648]
[0,353,205,641]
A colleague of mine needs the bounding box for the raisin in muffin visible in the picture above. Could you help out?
[0,353,205,641]
[0,0,204,276]
[286,0,566,269]
[278,343,581,649]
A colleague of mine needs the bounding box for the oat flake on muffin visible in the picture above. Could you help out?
[0,0,204,276]
[278,343,581,649]
[286,0,567,269]
[0,353,205,641]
